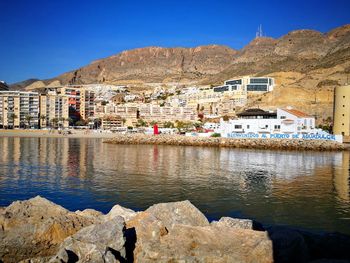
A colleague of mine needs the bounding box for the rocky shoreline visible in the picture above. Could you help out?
[104,134,346,151]
[1,197,350,263]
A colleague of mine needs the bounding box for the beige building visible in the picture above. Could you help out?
[56,86,95,120]
[333,85,350,136]
[0,91,39,128]
[39,92,69,128]
[101,115,123,130]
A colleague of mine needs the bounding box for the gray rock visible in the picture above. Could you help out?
[133,222,273,262]
[75,209,104,222]
[145,200,209,228]
[211,216,254,229]
[50,216,126,263]
[104,204,137,222]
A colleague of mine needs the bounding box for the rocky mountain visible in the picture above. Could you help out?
[0,81,9,91]
[54,45,238,85]
[19,24,350,121]
[9,78,40,90]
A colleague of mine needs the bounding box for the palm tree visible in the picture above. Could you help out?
[59,117,65,128]
[9,113,17,128]
[40,115,46,128]
[51,118,59,129]
[25,115,33,129]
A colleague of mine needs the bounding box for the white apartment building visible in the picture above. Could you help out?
[0,91,39,128]
[222,76,275,93]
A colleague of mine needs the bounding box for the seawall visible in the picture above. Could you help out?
[104,134,345,151]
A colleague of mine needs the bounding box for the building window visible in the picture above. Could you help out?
[246,84,268,91]
[274,125,281,129]
[265,125,268,128]
[247,125,250,129]
[280,116,286,119]
[234,125,242,129]
[342,123,344,126]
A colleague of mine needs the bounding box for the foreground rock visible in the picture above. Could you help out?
[145,200,209,227]
[1,197,350,263]
[0,196,98,263]
[50,216,126,263]
[104,134,345,151]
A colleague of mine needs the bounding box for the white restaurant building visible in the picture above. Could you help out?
[218,107,316,136]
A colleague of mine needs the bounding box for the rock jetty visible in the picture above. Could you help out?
[104,134,345,151]
[1,197,350,263]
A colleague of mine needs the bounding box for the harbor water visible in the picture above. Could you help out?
[0,137,349,234]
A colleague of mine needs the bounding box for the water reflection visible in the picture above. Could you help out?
[0,137,349,234]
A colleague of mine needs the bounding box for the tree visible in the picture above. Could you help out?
[58,117,66,128]
[25,115,33,129]
[163,121,175,128]
[40,115,46,128]
[136,119,147,127]
[66,117,73,126]
[150,120,157,126]
[122,118,126,126]
[175,120,192,133]
[51,118,59,128]
[9,113,17,128]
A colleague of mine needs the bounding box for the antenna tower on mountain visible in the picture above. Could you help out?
[255,24,263,38]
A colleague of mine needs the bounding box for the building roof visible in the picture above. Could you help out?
[237,108,276,117]
[282,108,311,118]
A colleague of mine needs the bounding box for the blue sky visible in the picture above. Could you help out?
[0,0,349,84]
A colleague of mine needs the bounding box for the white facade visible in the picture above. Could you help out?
[222,76,275,93]
[218,108,315,135]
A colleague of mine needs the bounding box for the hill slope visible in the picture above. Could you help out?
[22,24,350,121]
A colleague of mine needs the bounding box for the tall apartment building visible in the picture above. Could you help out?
[333,85,350,136]
[0,91,39,128]
[39,92,69,128]
[56,86,95,121]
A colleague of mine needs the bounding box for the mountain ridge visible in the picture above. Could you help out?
[9,24,350,121]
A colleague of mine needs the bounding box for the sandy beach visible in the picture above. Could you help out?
[0,129,117,138]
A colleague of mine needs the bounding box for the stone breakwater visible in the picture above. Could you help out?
[104,134,345,151]
[1,197,350,263]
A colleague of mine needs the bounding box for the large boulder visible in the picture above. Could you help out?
[49,216,126,263]
[144,200,209,228]
[0,196,98,263]
[130,220,273,262]
[126,208,272,262]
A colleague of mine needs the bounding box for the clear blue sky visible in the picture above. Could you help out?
[0,0,349,84]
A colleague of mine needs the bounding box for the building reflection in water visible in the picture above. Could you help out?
[333,151,350,201]
[0,137,349,234]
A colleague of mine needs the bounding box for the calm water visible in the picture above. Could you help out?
[0,137,349,234]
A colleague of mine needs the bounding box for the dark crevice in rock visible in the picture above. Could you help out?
[107,247,126,263]
[65,249,79,263]
[124,227,137,263]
